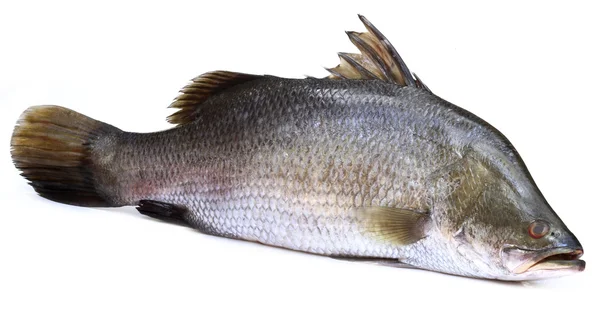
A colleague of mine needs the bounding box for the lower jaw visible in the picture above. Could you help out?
[503,246,584,274]
[527,259,586,272]
[507,259,586,281]
[500,246,585,280]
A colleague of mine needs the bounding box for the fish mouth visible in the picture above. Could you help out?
[502,246,585,275]
[524,248,585,273]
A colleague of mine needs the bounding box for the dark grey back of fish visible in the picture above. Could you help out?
[85,77,517,257]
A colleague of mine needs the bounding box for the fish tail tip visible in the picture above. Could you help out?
[11,105,119,207]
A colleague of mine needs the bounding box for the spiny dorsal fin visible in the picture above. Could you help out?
[327,15,430,91]
[168,71,262,125]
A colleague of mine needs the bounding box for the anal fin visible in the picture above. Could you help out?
[136,200,190,225]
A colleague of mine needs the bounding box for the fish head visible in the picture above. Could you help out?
[431,152,584,280]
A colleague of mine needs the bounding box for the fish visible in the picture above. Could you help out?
[10,15,584,281]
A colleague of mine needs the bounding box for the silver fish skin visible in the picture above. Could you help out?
[10,17,584,281]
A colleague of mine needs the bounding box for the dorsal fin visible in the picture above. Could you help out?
[167,71,262,125]
[169,16,429,126]
[327,15,430,91]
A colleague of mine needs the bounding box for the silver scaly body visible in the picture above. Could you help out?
[94,78,509,277]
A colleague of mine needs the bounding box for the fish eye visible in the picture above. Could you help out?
[528,220,550,239]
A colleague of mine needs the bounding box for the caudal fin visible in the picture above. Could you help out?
[10,105,120,206]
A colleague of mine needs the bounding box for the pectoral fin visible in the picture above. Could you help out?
[359,207,431,245]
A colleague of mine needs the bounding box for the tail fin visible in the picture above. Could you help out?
[10,105,120,207]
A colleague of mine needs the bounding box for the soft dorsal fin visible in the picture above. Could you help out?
[168,71,262,125]
[327,15,430,92]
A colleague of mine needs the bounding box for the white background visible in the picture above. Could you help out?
[1,1,598,311]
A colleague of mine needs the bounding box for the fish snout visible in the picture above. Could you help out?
[554,229,583,252]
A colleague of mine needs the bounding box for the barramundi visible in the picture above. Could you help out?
[10,15,584,280]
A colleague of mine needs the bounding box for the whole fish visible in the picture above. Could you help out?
[10,15,584,280]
